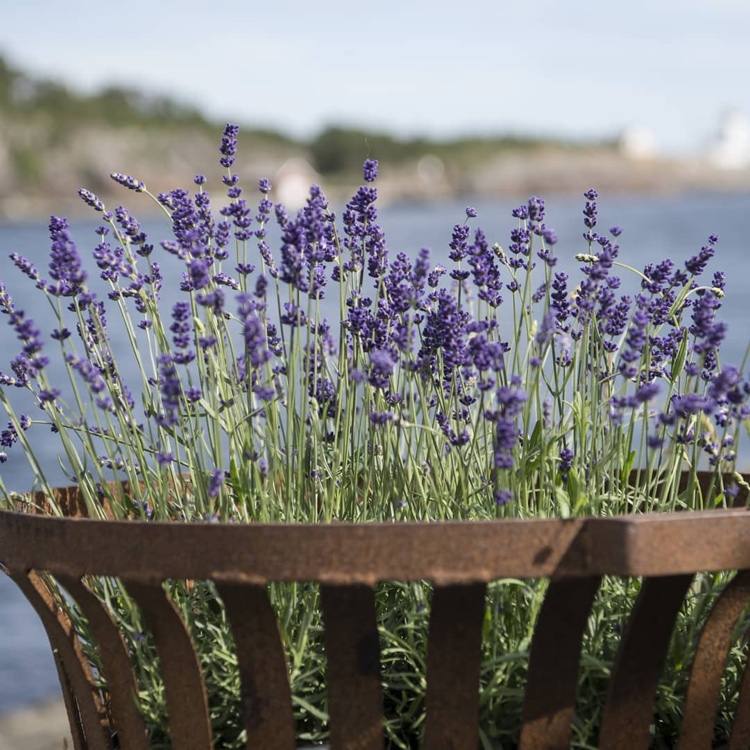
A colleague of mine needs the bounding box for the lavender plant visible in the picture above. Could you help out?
[2,124,750,747]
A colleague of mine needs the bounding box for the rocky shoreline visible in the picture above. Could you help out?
[0,700,71,750]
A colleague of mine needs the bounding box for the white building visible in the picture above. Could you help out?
[275,158,319,209]
[708,110,750,170]
[618,126,658,160]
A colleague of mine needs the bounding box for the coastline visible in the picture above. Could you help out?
[0,700,71,750]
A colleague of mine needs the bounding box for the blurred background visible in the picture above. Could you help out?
[0,1,749,743]
[0,0,750,216]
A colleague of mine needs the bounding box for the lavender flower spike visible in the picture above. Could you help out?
[110,172,145,192]
[363,159,379,183]
[219,124,240,168]
[78,188,105,212]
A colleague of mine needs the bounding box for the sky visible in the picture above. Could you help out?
[1,0,749,152]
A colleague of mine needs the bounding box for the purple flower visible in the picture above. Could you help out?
[559,447,574,475]
[542,226,558,245]
[78,188,105,212]
[170,302,195,365]
[66,354,106,396]
[157,451,174,466]
[427,265,446,287]
[370,410,394,426]
[368,348,395,389]
[494,489,512,506]
[635,382,660,404]
[1,423,18,448]
[185,387,202,403]
[110,172,144,192]
[487,384,527,470]
[449,223,470,263]
[219,124,240,168]
[465,206,477,219]
[238,294,271,372]
[114,206,151,256]
[9,253,39,282]
[469,334,507,372]
[690,289,725,373]
[47,216,87,297]
[619,303,650,379]
[583,188,598,235]
[535,311,555,347]
[685,235,717,276]
[188,258,211,291]
[671,393,714,418]
[551,273,571,330]
[468,229,503,307]
[208,469,225,498]
[197,289,225,316]
[6,307,44,360]
[342,181,387,280]
[363,159,379,183]
[156,355,181,427]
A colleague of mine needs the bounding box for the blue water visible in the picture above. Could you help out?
[0,191,749,712]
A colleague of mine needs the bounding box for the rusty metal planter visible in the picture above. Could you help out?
[2,475,750,749]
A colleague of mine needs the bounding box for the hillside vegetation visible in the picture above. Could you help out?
[0,55,596,217]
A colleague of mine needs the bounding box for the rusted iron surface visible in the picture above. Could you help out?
[520,576,601,749]
[216,582,297,749]
[598,574,694,749]
[320,584,384,750]
[730,649,750,750]
[679,570,750,749]
[9,571,110,750]
[123,581,213,749]
[56,574,150,750]
[4,507,750,583]
[422,583,486,750]
[2,474,750,748]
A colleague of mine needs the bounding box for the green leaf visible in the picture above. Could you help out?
[670,329,689,383]
[620,451,636,485]
[557,485,571,518]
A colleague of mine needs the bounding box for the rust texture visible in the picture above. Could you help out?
[216,582,297,749]
[2,474,750,748]
[422,583,487,750]
[679,570,750,749]
[730,645,750,750]
[9,571,110,750]
[598,574,694,749]
[320,584,384,750]
[56,574,150,750]
[519,576,601,749]
[123,581,213,749]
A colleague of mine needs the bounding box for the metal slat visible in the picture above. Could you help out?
[679,571,750,749]
[320,584,384,750]
[599,574,693,749]
[520,576,601,749]
[9,571,110,750]
[57,575,149,750]
[729,643,750,750]
[423,582,486,750]
[216,582,296,750]
[124,581,213,750]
